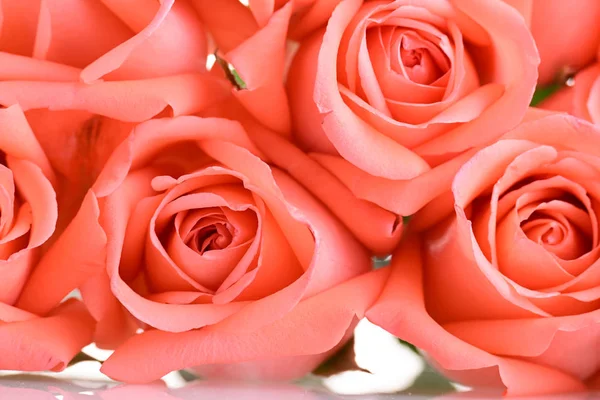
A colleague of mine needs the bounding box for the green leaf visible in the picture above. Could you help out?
[178,370,199,382]
[68,351,102,367]
[215,53,247,90]
[230,69,247,90]
[530,84,561,106]
[398,338,419,355]
[313,338,371,377]
[407,365,457,395]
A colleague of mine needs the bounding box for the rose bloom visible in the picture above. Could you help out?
[0,105,94,371]
[540,63,600,125]
[0,0,228,214]
[503,0,600,85]
[22,115,389,383]
[285,0,539,217]
[368,114,600,396]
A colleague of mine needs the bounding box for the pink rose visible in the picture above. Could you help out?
[25,115,389,383]
[504,0,600,84]
[285,0,538,217]
[368,114,600,396]
[0,0,230,229]
[540,63,600,124]
[0,105,94,371]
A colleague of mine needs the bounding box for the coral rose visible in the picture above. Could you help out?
[540,63,600,125]
[22,115,389,383]
[368,114,600,396]
[504,0,600,85]
[287,0,538,216]
[0,105,94,371]
[0,0,228,217]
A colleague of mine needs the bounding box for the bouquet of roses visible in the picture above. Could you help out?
[1,0,599,396]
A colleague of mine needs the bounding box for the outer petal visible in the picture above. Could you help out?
[0,74,230,122]
[312,149,474,216]
[0,53,80,81]
[241,122,403,255]
[502,114,600,157]
[101,268,389,383]
[0,300,95,372]
[539,64,600,124]
[81,0,208,82]
[226,3,292,135]
[33,0,132,69]
[529,0,600,84]
[443,314,600,382]
[191,322,355,380]
[17,191,107,315]
[0,0,41,56]
[0,105,55,184]
[366,235,586,396]
[191,0,258,53]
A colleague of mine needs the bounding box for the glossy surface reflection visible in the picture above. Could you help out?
[0,375,596,400]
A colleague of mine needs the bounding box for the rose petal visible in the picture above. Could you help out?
[0,299,95,372]
[0,105,55,184]
[101,268,389,383]
[312,149,473,216]
[0,249,33,305]
[287,31,339,155]
[33,0,132,68]
[528,0,600,84]
[191,0,258,53]
[366,235,586,396]
[7,156,57,248]
[496,206,574,290]
[226,3,293,135]
[443,313,600,381]
[0,165,16,237]
[424,216,547,324]
[0,74,230,123]
[80,0,207,82]
[0,52,80,81]
[0,0,41,56]
[287,0,338,40]
[25,111,134,194]
[16,191,106,314]
[0,302,36,323]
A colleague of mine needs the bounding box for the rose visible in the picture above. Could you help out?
[503,0,600,85]
[191,3,405,254]
[25,115,389,383]
[368,114,600,396]
[540,63,600,125]
[0,105,94,371]
[285,0,538,216]
[0,0,230,214]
